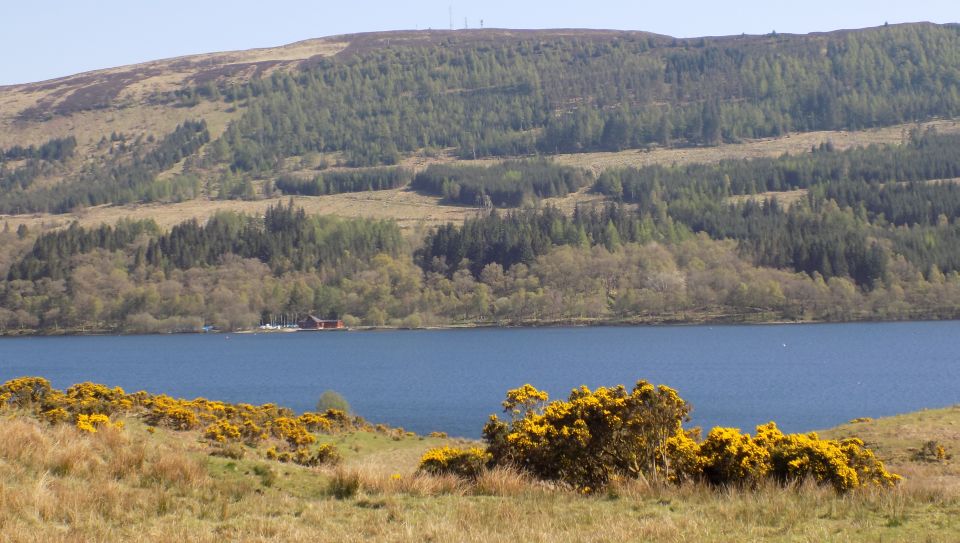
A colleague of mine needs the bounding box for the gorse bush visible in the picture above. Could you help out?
[0,377,53,408]
[418,447,491,480]
[266,443,341,467]
[75,413,122,433]
[483,380,900,493]
[686,422,901,492]
[695,426,773,487]
[1,376,900,495]
[914,440,951,462]
[204,419,242,443]
[483,380,691,489]
[0,376,370,469]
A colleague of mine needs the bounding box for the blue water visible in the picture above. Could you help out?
[1,322,958,438]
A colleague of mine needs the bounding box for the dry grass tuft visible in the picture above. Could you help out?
[340,464,468,497]
[0,417,50,464]
[143,452,207,490]
[472,465,539,497]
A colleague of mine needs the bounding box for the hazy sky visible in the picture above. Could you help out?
[2,0,956,85]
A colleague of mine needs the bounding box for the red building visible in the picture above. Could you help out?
[297,315,345,330]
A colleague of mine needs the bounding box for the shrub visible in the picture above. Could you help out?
[668,422,900,492]
[239,418,265,444]
[484,380,690,489]
[252,464,276,487]
[483,381,899,493]
[144,395,201,430]
[322,408,351,426]
[204,420,242,443]
[273,444,342,467]
[41,407,70,424]
[0,377,52,409]
[914,440,951,462]
[316,390,351,414]
[838,437,902,488]
[298,412,334,433]
[269,417,316,447]
[329,470,360,499]
[64,382,132,414]
[418,446,490,479]
[210,442,246,460]
[311,443,342,466]
[75,413,122,433]
[697,427,771,487]
[664,429,704,484]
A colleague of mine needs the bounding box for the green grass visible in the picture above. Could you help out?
[822,405,960,464]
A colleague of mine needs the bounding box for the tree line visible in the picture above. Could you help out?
[9,201,403,283]
[0,136,77,163]
[411,161,589,207]
[3,215,960,334]
[416,204,689,277]
[275,167,412,196]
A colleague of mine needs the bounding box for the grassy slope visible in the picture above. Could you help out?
[3,25,960,234]
[0,38,348,149]
[3,119,959,234]
[1,405,958,542]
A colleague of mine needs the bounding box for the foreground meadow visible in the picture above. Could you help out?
[0,379,957,542]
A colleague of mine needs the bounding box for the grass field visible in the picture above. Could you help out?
[552,119,960,174]
[0,190,478,233]
[1,399,958,542]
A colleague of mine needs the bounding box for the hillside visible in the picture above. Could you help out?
[3,23,960,213]
[0,37,348,146]
[3,23,960,334]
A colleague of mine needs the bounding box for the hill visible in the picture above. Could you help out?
[3,24,960,334]
[0,36,348,146]
[3,23,960,214]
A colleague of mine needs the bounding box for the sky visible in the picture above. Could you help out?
[2,0,957,85]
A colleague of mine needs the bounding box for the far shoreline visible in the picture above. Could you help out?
[1,312,957,339]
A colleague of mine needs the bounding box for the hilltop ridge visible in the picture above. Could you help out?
[2,22,951,141]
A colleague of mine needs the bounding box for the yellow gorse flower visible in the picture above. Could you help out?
[484,379,898,493]
[418,446,490,479]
